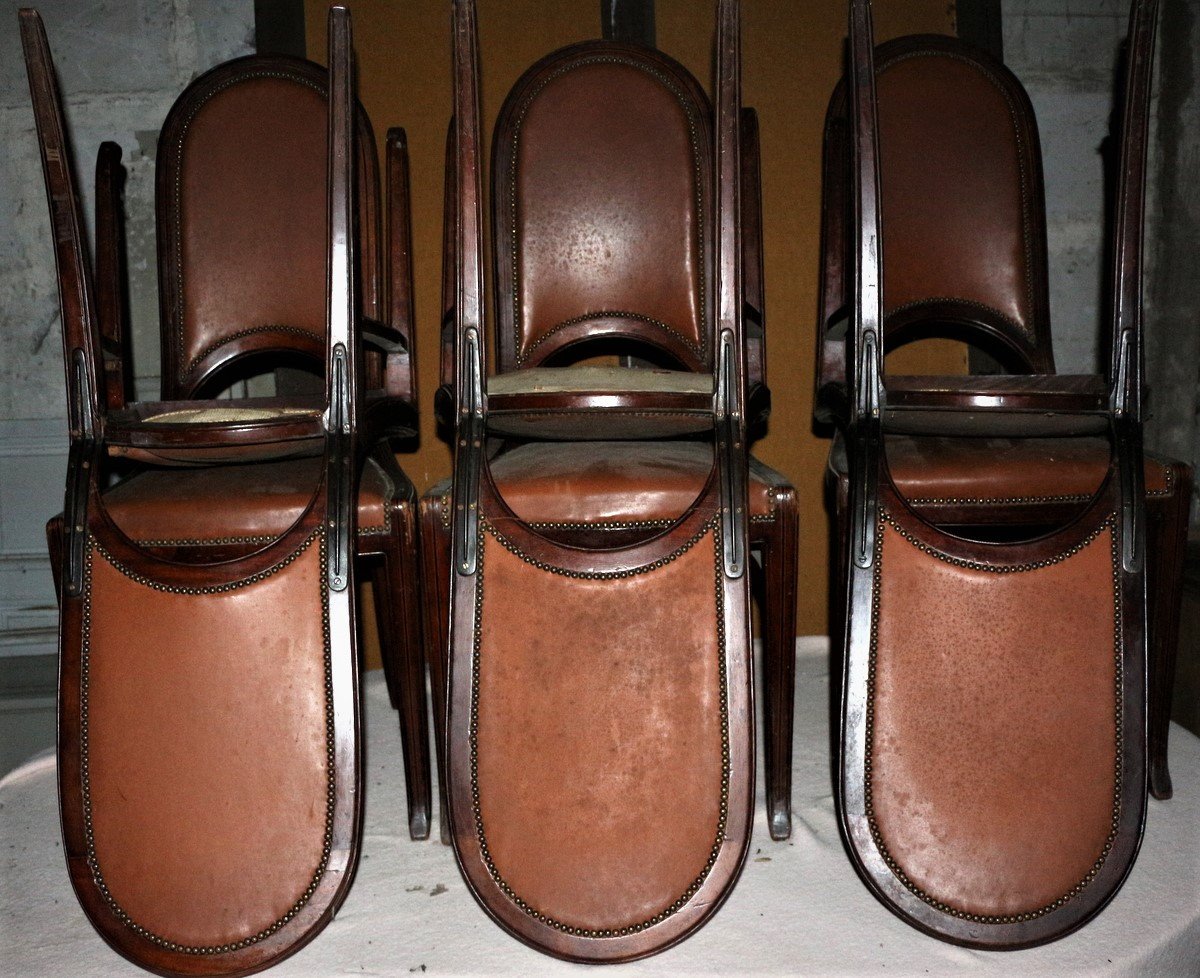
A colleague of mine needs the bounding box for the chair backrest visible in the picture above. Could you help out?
[491,41,715,373]
[818,33,1054,416]
[156,55,381,399]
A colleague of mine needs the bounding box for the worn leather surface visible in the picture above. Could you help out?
[828,434,1171,501]
[871,520,1118,917]
[488,366,712,396]
[512,60,705,363]
[102,456,392,541]
[473,526,724,930]
[487,441,775,524]
[879,50,1033,335]
[176,75,328,376]
[85,536,329,946]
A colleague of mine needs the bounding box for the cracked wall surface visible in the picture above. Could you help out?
[0,0,254,421]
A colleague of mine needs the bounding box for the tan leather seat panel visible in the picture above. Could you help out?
[487,441,776,525]
[102,456,393,544]
[488,365,712,397]
[85,534,331,947]
[870,517,1119,918]
[473,524,725,931]
[830,434,1172,503]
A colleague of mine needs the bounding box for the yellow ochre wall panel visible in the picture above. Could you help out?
[306,0,962,653]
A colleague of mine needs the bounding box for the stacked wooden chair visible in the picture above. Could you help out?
[420,1,799,854]
[815,20,1190,803]
[39,11,430,839]
[832,0,1159,946]
[419,0,778,959]
[25,5,381,971]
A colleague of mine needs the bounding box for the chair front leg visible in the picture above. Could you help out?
[751,484,799,841]
[418,489,453,845]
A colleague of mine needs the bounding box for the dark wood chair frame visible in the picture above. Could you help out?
[434,0,755,961]
[40,50,431,838]
[23,6,364,972]
[816,29,1188,801]
[421,4,797,847]
[836,0,1157,947]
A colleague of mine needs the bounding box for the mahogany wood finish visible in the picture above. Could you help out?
[438,0,757,960]
[834,0,1157,947]
[24,7,366,973]
[38,33,431,835]
[817,24,1188,800]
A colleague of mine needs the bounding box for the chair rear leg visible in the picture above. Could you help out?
[1147,462,1192,801]
[46,514,63,603]
[754,486,798,841]
[419,490,452,844]
[374,500,432,840]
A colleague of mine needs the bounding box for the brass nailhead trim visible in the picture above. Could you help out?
[468,520,730,937]
[171,68,325,378]
[188,324,319,375]
[863,512,1124,924]
[510,55,708,366]
[80,527,337,954]
[523,311,704,363]
[910,465,1173,506]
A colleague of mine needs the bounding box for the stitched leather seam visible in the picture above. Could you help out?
[170,69,325,379]
[864,513,1123,923]
[522,311,704,361]
[468,520,730,936]
[509,56,708,366]
[879,50,1037,338]
[79,527,336,953]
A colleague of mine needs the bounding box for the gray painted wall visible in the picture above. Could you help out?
[0,1,254,775]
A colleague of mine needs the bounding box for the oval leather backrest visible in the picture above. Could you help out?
[875,35,1053,370]
[157,55,380,398]
[493,41,714,372]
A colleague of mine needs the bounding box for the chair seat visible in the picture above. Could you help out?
[485,366,714,439]
[102,455,396,546]
[829,433,1174,518]
[485,440,781,526]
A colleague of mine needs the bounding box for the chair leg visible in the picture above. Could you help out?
[46,513,63,603]
[373,498,432,840]
[754,486,799,841]
[1146,462,1192,801]
[419,490,453,845]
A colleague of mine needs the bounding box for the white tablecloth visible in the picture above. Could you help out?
[2,638,1198,976]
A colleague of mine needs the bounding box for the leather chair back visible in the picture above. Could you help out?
[818,34,1054,407]
[156,55,381,398]
[491,41,714,373]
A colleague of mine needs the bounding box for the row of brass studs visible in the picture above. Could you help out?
[483,516,714,579]
[78,531,337,954]
[96,526,322,593]
[880,509,1113,573]
[887,295,1029,340]
[188,323,318,374]
[510,54,706,365]
[522,311,704,363]
[172,67,325,377]
[467,524,731,938]
[906,492,1091,507]
[881,47,1037,322]
[861,516,1125,924]
[134,520,390,549]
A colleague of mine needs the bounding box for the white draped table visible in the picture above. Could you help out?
[3,638,1198,976]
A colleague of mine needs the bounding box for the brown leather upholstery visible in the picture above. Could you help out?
[829,434,1172,509]
[159,61,380,397]
[473,523,724,930]
[102,456,396,544]
[876,41,1046,353]
[494,44,712,372]
[870,517,1118,917]
[487,441,776,525]
[85,532,332,946]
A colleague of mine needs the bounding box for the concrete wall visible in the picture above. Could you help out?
[0,1,254,775]
[1004,0,1200,511]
